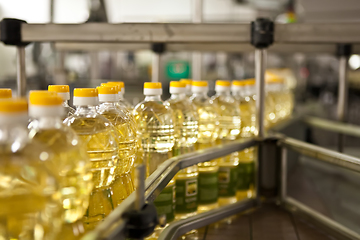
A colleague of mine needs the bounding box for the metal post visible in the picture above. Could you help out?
[90,51,99,80]
[280,147,287,201]
[16,46,26,97]
[255,48,266,138]
[191,0,203,80]
[151,53,160,82]
[135,164,145,211]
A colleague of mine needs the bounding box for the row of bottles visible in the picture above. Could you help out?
[0,72,294,239]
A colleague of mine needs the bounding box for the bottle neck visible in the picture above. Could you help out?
[191,92,208,98]
[144,95,162,101]
[35,116,64,129]
[99,101,117,109]
[62,100,70,108]
[215,90,231,97]
[170,93,186,100]
[74,105,98,116]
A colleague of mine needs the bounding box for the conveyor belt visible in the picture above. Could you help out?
[197,203,335,240]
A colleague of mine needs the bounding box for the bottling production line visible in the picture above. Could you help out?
[1,14,360,240]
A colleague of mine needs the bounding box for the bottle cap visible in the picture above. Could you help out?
[232,79,255,92]
[48,85,70,100]
[108,81,125,94]
[143,82,162,95]
[97,85,118,102]
[192,81,208,93]
[29,91,63,118]
[0,98,28,125]
[180,79,192,93]
[73,88,98,106]
[169,81,186,94]
[0,89,12,99]
[215,80,231,92]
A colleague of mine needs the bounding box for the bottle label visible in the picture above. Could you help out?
[154,184,175,222]
[198,171,218,204]
[218,166,238,197]
[237,162,254,190]
[175,177,198,214]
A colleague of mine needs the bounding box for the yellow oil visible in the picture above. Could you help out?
[133,100,175,176]
[29,126,93,224]
[65,114,118,228]
[190,92,219,213]
[236,147,255,201]
[0,130,62,240]
[234,92,256,138]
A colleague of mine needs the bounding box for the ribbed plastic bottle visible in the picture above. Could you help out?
[211,80,241,206]
[0,98,62,240]
[190,81,219,213]
[165,81,199,219]
[64,88,118,230]
[232,80,256,201]
[0,88,12,98]
[134,82,176,225]
[28,91,93,224]
[48,85,75,119]
[96,85,136,206]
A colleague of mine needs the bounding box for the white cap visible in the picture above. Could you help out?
[48,85,71,101]
[191,81,209,93]
[97,86,118,102]
[169,81,186,94]
[143,82,162,96]
[29,91,64,118]
[73,88,99,106]
[29,105,64,118]
[0,99,28,125]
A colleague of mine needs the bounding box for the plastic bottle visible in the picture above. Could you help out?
[180,79,193,97]
[211,80,241,207]
[133,82,176,224]
[64,88,118,230]
[28,91,93,224]
[0,98,62,240]
[0,88,12,98]
[96,85,136,206]
[190,81,219,213]
[107,81,133,110]
[48,85,75,119]
[165,81,199,219]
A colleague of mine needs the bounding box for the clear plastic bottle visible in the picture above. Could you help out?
[96,85,136,206]
[48,85,75,119]
[0,98,62,240]
[107,81,133,110]
[134,82,175,224]
[64,88,118,230]
[231,80,256,201]
[165,81,199,219]
[28,91,93,224]
[211,80,241,207]
[0,88,12,99]
[190,81,219,213]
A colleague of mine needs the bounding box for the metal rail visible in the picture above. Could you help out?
[304,116,360,138]
[82,138,257,240]
[158,198,257,240]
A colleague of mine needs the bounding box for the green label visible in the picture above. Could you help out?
[218,166,238,197]
[154,184,175,222]
[237,162,254,190]
[198,171,218,204]
[166,61,190,79]
[175,177,198,214]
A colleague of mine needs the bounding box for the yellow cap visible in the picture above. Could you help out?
[97,85,118,95]
[233,79,255,86]
[0,98,28,113]
[144,82,162,89]
[216,80,231,87]
[107,81,124,89]
[170,81,186,88]
[103,83,120,92]
[192,81,208,87]
[48,85,70,93]
[74,88,98,97]
[29,91,62,106]
[0,89,12,99]
[180,79,192,85]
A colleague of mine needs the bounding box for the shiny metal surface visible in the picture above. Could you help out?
[283,197,360,240]
[16,46,26,97]
[135,165,145,211]
[281,147,287,201]
[191,0,203,80]
[158,199,257,240]
[304,116,360,138]
[255,48,266,138]
[280,137,360,173]
[151,53,160,82]
[337,56,348,152]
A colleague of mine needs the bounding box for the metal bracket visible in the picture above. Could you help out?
[251,18,274,49]
[0,18,30,46]
[151,42,166,54]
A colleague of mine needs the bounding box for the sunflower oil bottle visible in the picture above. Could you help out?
[48,85,75,119]
[107,81,133,110]
[165,81,199,219]
[232,80,256,201]
[211,80,241,207]
[0,88,12,98]
[96,85,136,206]
[0,98,62,240]
[64,88,118,230]
[28,91,93,224]
[180,79,193,97]
[134,82,175,232]
[190,81,219,213]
